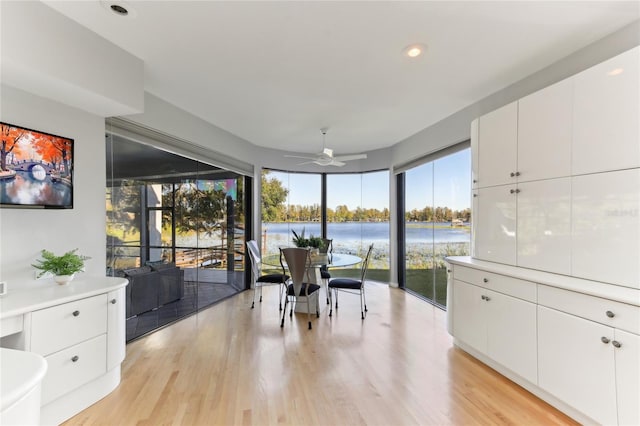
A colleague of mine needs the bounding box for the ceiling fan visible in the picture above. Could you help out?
[284,128,367,167]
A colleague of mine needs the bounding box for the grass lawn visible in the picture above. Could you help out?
[263,267,448,307]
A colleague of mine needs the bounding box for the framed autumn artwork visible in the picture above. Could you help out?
[0,122,74,208]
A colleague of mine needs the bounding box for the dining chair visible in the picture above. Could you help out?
[319,238,333,304]
[246,240,288,310]
[281,247,321,330]
[328,243,374,320]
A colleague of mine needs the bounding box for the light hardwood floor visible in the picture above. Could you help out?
[65,283,578,425]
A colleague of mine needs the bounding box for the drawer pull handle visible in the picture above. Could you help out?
[111,299,117,304]
[71,355,79,362]
[612,340,622,348]
[606,310,615,318]
[72,310,80,317]
[510,172,516,177]
[601,336,610,344]
[483,278,488,283]
[484,296,490,302]
[481,295,486,300]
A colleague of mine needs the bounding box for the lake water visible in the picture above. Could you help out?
[262,221,470,244]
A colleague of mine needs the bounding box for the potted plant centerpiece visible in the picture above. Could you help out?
[32,249,90,285]
[292,228,325,254]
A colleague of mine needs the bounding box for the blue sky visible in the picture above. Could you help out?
[266,148,470,211]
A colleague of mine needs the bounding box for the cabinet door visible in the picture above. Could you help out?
[452,280,486,353]
[573,46,640,175]
[477,102,518,188]
[471,118,479,189]
[614,329,640,426]
[474,185,517,265]
[572,169,640,288]
[517,178,571,274]
[107,287,126,370]
[538,306,617,425]
[517,78,572,182]
[485,290,537,384]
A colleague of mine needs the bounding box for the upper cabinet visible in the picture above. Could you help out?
[470,118,479,189]
[573,46,640,175]
[477,102,518,188]
[517,78,573,182]
[472,46,640,287]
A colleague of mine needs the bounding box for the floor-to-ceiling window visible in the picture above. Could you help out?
[326,171,390,281]
[261,169,389,280]
[401,146,471,307]
[106,135,247,341]
[261,170,321,257]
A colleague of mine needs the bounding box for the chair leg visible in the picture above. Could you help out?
[328,287,333,317]
[324,279,329,304]
[251,284,257,309]
[360,289,365,320]
[281,296,288,327]
[363,285,368,313]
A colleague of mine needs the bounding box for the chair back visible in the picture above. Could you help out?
[359,243,374,283]
[246,240,261,281]
[320,238,333,254]
[281,247,312,291]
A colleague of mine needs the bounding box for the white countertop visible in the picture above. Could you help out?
[0,347,48,411]
[446,256,640,307]
[0,276,128,319]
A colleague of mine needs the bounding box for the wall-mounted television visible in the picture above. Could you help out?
[0,122,74,209]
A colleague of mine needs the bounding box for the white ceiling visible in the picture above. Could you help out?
[43,0,639,155]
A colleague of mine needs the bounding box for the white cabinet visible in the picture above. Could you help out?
[573,46,640,175]
[30,294,107,356]
[452,268,537,384]
[572,168,640,288]
[614,329,640,426]
[517,78,573,182]
[477,102,518,188]
[473,185,516,265]
[538,305,618,425]
[538,305,640,426]
[107,287,126,371]
[0,277,127,425]
[471,118,479,189]
[538,285,640,426]
[516,178,571,274]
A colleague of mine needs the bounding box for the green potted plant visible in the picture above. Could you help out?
[292,228,325,254]
[32,249,90,285]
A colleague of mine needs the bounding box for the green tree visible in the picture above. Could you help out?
[261,170,289,222]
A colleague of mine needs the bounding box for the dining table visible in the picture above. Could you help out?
[262,251,363,313]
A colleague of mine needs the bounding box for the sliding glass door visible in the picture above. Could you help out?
[106,135,247,341]
[402,148,471,307]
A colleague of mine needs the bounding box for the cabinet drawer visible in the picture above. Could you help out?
[539,285,640,335]
[453,266,536,302]
[31,294,108,356]
[41,334,107,405]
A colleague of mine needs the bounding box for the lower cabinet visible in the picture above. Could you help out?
[538,306,640,426]
[452,279,537,384]
[449,260,640,425]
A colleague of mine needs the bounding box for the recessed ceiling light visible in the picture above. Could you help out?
[608,68,624,76]
[403,44,427,58]
[100,1,137,18]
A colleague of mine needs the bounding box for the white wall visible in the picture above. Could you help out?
[0,85,107,287]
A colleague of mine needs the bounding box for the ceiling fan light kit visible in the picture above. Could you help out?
[284,128,367,167]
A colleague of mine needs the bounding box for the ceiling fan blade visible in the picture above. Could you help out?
[285,154,317,160]
[332,153,367,162]
[329,160,346,167]
[297,161,316,165]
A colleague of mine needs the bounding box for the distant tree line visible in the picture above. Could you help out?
[261,170,468,223]
[405,206,471,223]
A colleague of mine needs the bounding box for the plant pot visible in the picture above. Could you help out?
[54,273,75,285]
